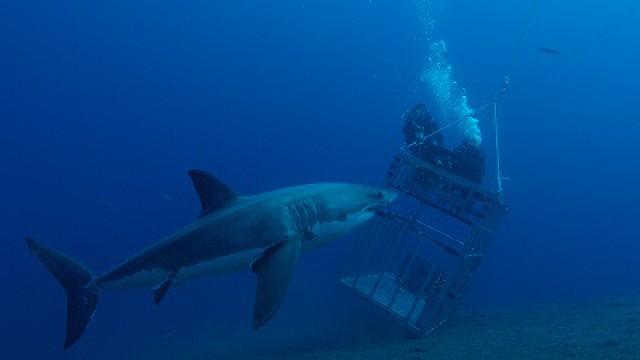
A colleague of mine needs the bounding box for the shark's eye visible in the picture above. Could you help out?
[373,192,384,199]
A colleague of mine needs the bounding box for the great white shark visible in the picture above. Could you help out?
[26,170,397,349]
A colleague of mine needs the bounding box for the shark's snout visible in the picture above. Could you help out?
[382,189,398,204]
[367,188,397,212]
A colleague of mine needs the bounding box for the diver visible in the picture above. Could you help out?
[451,139,485,184]
[402,103,443,163]
[402,103,485,184]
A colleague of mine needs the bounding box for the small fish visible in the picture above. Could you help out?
[538,47,561,55]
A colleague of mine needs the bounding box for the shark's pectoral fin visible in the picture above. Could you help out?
[250,239,301,329]
[188,170,238,216]
[153,272,176,305]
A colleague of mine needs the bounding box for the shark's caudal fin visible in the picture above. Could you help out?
[188,169,238,216]
[25,237,97,349]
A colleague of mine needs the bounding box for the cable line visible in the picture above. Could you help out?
[504,0,539,76]
[557,1,640,68]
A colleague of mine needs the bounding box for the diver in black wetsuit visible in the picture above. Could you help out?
[402,103,486,184]
[451,139,485,184]
[402,104,443,163]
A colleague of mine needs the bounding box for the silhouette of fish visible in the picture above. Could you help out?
[538,47,560,55]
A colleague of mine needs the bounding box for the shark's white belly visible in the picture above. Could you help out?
[177,248,263,284]
[98,248,264,290]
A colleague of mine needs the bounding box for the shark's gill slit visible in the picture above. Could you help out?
[26,170,396,348]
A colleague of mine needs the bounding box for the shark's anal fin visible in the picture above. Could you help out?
[153,272,176,305]
[250,239,301,329]
[188,170,238,216]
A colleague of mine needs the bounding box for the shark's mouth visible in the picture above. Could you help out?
[367,197,395,213]
[365,191,397,217]
[365,204,384,213]
[363,204,387,219]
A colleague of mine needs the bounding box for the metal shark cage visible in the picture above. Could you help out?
[339,147,506,336]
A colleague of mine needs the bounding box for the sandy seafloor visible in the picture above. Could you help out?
[232,296,640,360]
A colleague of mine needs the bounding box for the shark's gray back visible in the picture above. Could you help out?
[95,183,348,288]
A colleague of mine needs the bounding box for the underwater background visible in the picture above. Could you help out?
[1,1,639,359]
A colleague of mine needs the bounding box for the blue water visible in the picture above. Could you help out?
[2,1,639,358]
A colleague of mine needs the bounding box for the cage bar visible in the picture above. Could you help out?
[340,149,506,335]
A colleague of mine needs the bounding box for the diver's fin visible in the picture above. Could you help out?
[25,237,98,350]
[188,169,238,216]
[153,272,176,305]
[250,239,301,329]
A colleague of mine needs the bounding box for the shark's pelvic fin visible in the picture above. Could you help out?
[251,239,301,329]
[25,237,98,349]
[188,169,238,216]
[153,272,176,305]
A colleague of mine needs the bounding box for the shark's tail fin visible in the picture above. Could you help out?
[25,237,98,349]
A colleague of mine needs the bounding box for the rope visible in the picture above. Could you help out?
[475,1,637,197]
[484,0,538,109]
[504,0,539,76]
[557,1,640,68]
[493,102,504,200]
[405,115,468,149]
[474,101,494,114]
[412,1,539,195]
[481,1,538,196]
[477,76,512,110]
[474,0,535,119]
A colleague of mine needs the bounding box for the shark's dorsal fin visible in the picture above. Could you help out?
[188,169,238,216]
